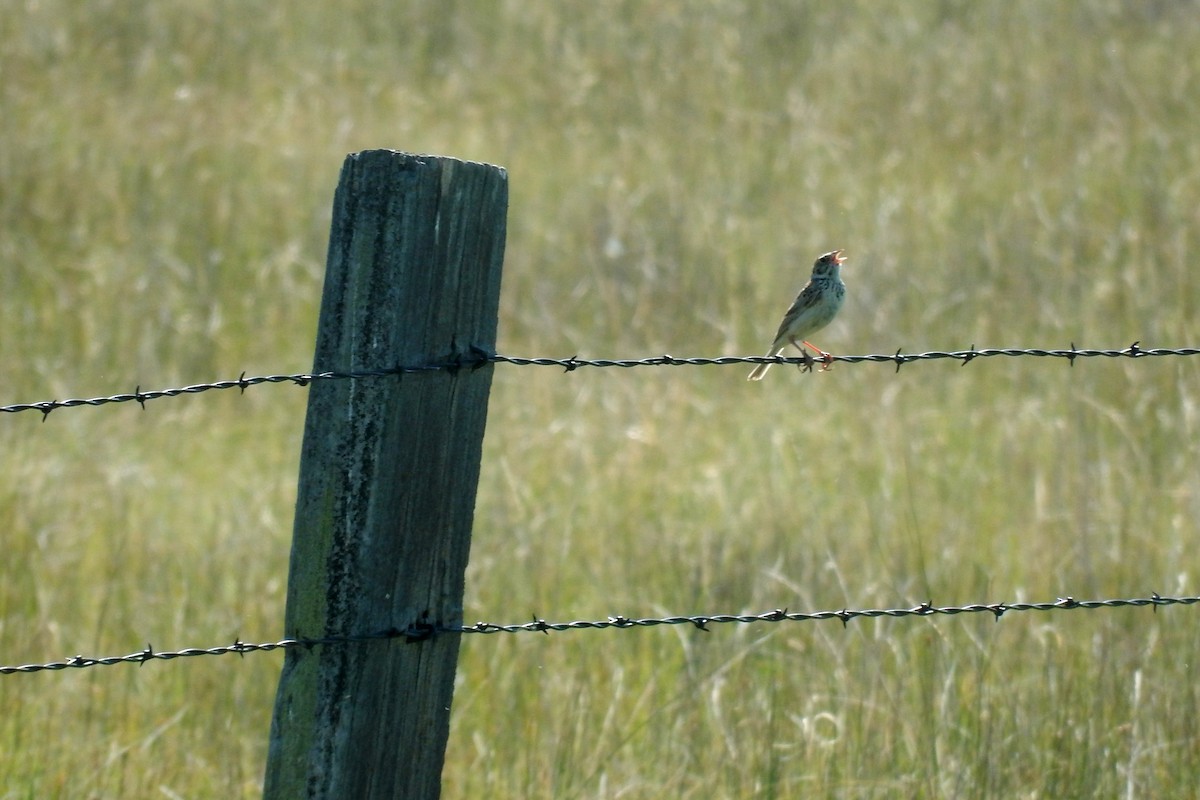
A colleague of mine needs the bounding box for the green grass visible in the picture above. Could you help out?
[3,1,1200,797]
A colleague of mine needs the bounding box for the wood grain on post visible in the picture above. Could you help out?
[263,151,506,799]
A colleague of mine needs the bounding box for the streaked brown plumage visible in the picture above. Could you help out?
[747,249,847,381]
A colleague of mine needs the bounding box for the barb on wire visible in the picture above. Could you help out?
[3,593,1196,675]
[2,342,1197,418]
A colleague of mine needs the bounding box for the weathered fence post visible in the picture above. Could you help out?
[263,150,506,799]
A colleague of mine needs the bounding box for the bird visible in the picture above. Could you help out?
[747,249,847,381]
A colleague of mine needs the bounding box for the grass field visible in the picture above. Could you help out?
[3,2,1200,797]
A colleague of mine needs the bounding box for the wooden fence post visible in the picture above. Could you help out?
[262,150,507,799]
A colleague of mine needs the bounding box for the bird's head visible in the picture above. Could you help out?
[813,249,846,276]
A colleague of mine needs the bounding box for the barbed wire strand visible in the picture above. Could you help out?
[3,593,1195,675]
[2,342,1197,419]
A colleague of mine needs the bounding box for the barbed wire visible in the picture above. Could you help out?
[2,342,1196,419]
[491,341,1197,371]
[3,593,1195,675]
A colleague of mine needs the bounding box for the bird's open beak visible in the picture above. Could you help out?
[833,249,846,265]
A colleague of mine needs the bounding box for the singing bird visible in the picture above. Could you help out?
[747,249,847,380]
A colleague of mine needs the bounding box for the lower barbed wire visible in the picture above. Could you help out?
[4,593,1195,675]
[4,343,1194,417]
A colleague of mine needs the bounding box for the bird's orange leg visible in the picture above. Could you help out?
[789,338,817,373]
[801,340,835,371]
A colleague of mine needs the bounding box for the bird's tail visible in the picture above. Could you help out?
[747,349,782,381]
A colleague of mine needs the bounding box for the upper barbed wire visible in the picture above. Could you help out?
[2,342,1196,419]
[3,593,1196,675]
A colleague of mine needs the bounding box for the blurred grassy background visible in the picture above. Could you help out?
[3,1,1200,797]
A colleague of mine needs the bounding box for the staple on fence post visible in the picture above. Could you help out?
[262,150,507,800]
